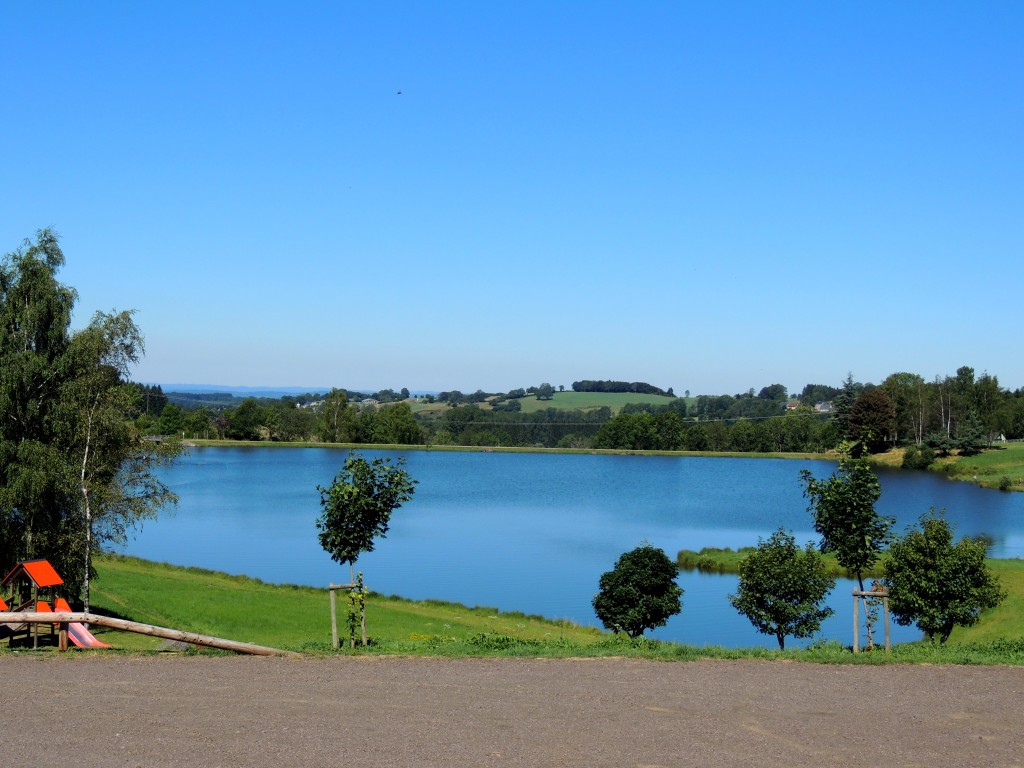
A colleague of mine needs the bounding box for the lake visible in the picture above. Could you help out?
[119,447,1024,648]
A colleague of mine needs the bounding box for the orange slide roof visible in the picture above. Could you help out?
[0,559,64,589]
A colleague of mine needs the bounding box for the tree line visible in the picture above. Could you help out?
[137,365,1024,458]
[592,370,1024,459]
[572,380,673,396]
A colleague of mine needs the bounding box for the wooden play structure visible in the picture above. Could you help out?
[1,559,298,657]
[0,559,83,649]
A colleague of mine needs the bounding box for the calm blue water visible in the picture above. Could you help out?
[119,447,1024,648]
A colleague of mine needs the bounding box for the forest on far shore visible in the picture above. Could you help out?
[136,367,1023,465]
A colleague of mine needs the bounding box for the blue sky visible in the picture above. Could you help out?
[4,3,1021,395]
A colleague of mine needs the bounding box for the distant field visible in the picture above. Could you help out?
[410,391,682,416]
[516,391,678,413]
[408,400,449,417]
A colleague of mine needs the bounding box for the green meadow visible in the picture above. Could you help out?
[939,441,1024,491]
[28,554,1011,664]
[407,391,680,416]
[513,391,678,414]
[88,555,604,654]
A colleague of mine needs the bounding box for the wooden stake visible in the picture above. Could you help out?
[852,588,890,654]
[329,588,339,650]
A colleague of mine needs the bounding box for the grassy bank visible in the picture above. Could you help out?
[87,555,603,653]
[677,546,888,579]
[0,555,1002,664]
[939,441,1024,491]
[188,438,823,461]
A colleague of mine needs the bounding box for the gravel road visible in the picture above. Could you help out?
[2,655,1021,767]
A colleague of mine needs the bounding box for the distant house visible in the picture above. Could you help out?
[814,401,833,413]
[785,401,801,411]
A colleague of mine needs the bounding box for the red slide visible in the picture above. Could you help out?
[54,599,112,649]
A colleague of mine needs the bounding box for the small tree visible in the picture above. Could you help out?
[592,544,682,637]
[729,528,835,649]
[316,453,417,581]
[800,448,891,592]
[801,447,892,647]
[885,509,1005,643]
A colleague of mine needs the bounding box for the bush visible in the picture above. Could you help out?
[885,509,1006,643]
[729,529,835,650]
[902,445,936,470]
[999,475,1012,492]
[592,544,683,637]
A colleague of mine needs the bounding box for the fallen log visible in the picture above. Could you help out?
[0,612,300,658]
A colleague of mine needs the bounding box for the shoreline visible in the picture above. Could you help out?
[181,439,1022,492]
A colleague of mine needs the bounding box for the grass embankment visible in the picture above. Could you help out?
[941,441,1024,491]
[88,555,604,654]
[865,442,1024,492]
[18,554,1009,664]
[677,547,888,579]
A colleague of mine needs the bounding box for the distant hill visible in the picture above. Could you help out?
[155,384,337,399]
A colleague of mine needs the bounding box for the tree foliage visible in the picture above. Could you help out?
[729,528,835,649]
[592,544,682,637]
[0,230,180,603]
[318,388,358,443]
[572,380,671,396]
[315,453,417,574]
[800,449,891,591]
[847,388,897,453]
[362,402,424,445]
[535,382,555,400]
[885,509,1005,643]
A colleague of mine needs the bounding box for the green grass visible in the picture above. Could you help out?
[86,555,605,653]
[940,442,1024,491]
[406,391,680,416]
[949,559,1024,643]
[676,546,888,579]
[514,391,677,414]
[17,554,1001,664]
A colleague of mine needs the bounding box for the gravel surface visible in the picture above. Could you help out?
[2,655,1022,767]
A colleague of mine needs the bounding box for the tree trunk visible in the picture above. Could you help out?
[79,400,97,615]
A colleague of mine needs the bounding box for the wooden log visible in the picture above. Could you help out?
[0,612,300,658]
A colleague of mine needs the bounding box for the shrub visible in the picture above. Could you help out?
[729,528,835,650]
[885,509,1006,643]
[902,445,936,470]
[593,544,683,637]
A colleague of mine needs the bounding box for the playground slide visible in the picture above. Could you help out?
[53,599,112,649]
[66,622,112,648]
